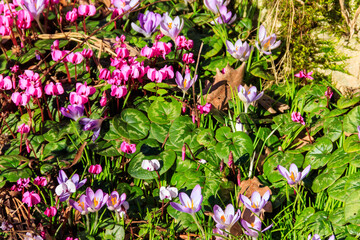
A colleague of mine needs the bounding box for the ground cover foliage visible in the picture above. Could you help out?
[0,0,359,239]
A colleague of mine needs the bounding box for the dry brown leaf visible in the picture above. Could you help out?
[203,63,246,110]
[258,93,290,114]
[63,141,87,169]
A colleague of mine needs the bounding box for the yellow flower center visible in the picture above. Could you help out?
[183,79,188,88]
[94,197,99,207]
[251,201,259,209]
[263,37,273,50]
[111,196,117,206]
[221,215,226,222]
[251,222,255,227]
[168,22,172,29]
[78,200,85,210]
[186,200,194,209]
[290,172,296,182]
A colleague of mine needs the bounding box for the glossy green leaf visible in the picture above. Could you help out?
[304,137,333,169]
[344,135,360,153]
[323,117,342,141]
[1,168,32,182]
[345,189,360,224]
[311,165,347,193]
[343,106,360,133]
[197,129,216,147]
[215,131,253,162]
[337,97,360,109]
[215,127,232,142]
[328,176,349,202]
[148,99,182,124]
[113,108,150,140]
[150,122,171,143]
[168,116,200,149]
[0,155,28,171]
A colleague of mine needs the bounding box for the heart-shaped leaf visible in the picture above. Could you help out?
[148,98,182,124]
[304,137,333,169]
[113,108,150,140]
[311,165,347,193]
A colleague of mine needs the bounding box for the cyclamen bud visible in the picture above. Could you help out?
[182,143,186,161]
[88,164,102,175]
[44,206,57,217]
[100,92,107,107]
[228,151,233,167]
[220,159,224,172]
[25,140,30,153]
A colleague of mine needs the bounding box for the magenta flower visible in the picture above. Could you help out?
[11,92,30,106]
[212,204,241,231]
[197,103,212,114]
[107,191,127,211]
[239,190,270,215]
[277,163,311,186]
[111,0,139,18]
[291,112,305,125]
[17,123,30,134]
[226,39,253,61]
[110,85,128,98]
[22,191,41,207]
[33,176,47,187]
[88,164,102,175]
[183,53,195,64]
[78,5,96,17]
[141,159,160,171]
[66,8,78,22]
[99,68,111,80]
[44,82,64,96]
[69,194,89,215]
[17,9,32,29]
[120,141,136,154]
[159,186,178,200]
[175,70,198,93]
[18,0,45,23]
[211,6,236,25]
[81,48,93,58]
[175,36,193,50]
[60,104,84,121]
[325,87,333,99]
[84,187,109,212]
[240,216,273,238]
[170,184,203,214]
[100,92,107,107]
[255,25,281,55]
[79,118,104,142]
[295,70,313,80]
[66,52,84,65]
[44,206,57,217]
[160,13,184,41]
[131,11,162,38]
[76,82,96,97]
[69,92,88,105]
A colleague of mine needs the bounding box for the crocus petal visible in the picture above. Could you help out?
[299,164,311,181]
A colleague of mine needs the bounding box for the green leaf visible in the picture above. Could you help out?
[113,108,150,140]
[128,150,176,180]
[250,61,274,80]
[328,176,349,202]
[196,129,216,147]
[215,127,232,142]
[167,205,198,232]
[40,164,54,175]
[311,165,347,193]
[345,189,360,224]
[168,116,200,149]
[343,106,360,133]
[0,155,28,171]
[323,117,342,141]
[337,97,360,109]
[104,224,125,240]
[150,123,171,143]
[344,135,360,153]
[327,148,354,168]
[148,99,182,124]
[306,211,333,236]
[263,151,304,183]
[202,55,237,72]
[202,35,223,58]
[170,169,204,190]
[304,137,333,169]
[34,39,68,50]
[1,168,32,182]
[295,207,315,229]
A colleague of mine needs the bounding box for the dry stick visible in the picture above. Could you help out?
[192,42,204,127]
[37,0,171,83]
[3,119,16,138]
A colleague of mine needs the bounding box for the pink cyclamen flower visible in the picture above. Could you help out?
[44,82,64,96]
[100,91,107,107]
[295,70,313,80]
[67,52,84,65]
[182,53,195,64]
[10,65,19,73]
[81,48,93,58]
[69,92,88,105]
[0,75,12,90]
[88,164,102,174]
[76,82,96,97]
[197,103,212,114]
[99,68,111,80]
[111,85,127,98]
[175,35,193,50]
[11,92,30,106]
[66,8,78,22]
[78,5,96,17]
[159,186,178,200]
[17,9,32,29]
[17,123,30,134]
[44,206,57,217]
[22,191,41,207]
[325,87,333,99]
[291,112,305,125]
[66,238,79,240]
[33,176,47,187]
[120,141,136,154]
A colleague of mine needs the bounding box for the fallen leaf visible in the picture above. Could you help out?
[63,141,87,169]
[203,63,246,110]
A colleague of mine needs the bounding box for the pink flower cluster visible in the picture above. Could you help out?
[0,74,12,90]
[11,70,43,106]
[175,35,193,50]
[10,177,30,191]
[140,41,172,60]
[147,65,174,83]
[291,112,305,125]
[70,82,96,105]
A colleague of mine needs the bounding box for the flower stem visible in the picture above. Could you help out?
[191,213,205,239]
[85,213,90,233]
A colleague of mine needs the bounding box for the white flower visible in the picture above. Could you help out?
[199,159,207,164]
[24,232,43,240]
[55,180,76,197]
[159,186,178,200]
[141,159,160,171]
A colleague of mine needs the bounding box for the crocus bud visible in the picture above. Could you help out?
[182,143,186,161]
[44,206,57,217]
[88,164,102,175]
[220,159,224,172]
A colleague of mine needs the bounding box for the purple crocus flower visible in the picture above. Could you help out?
[212,204,241,231]
[213,228,228,240]
[211,6,236,25]
[308,234,335,240]
[170,184,202,214]
[277,163,311,186]
[79,118,104,142]
[226,39,253,61]
[255,25,281,55]
[239,190,270,215]
[131,11,162,38]
[175,71,198,93]
[204,0,230,14]
[238,85,264,112]
[69,195,89,215]
[55,170,87,202]
[107,191,127,211]
[241,216,273,238]
[84,187,109,212]
[60,104,84,121]
[160,13,184,41]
